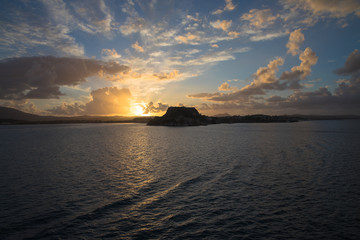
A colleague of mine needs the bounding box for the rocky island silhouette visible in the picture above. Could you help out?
[147,107,301,126]
[147,107,208,126]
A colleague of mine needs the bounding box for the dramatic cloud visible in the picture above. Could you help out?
[253,57,285,85]
[86,87,131,115]
[188,47,318,103]
[291,47,318,78]
[193,49,360,115]
[0,56,130,99]
[48,87,132,116]
[188,57,285,103]
[241,9,279,28]
[280,47,318,89]
[287,29,305,56]
[210,20,232,32]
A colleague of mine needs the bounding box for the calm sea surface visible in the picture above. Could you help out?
[1,121,360,239]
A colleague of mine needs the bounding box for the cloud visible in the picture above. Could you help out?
[279,47,318,89]
[153,70,181,81]
[131,41,145,53]
[253,57,285,85]
[211,44,219,48]
[228,31,241,38]
[192,49,360,115]
[210,20,232,32]
[187,92,222,100]
[175,49,241,66]
[285,0,360,18]
[213,0,236,14]
[1,0,122,57]
[119,17,147,35]
[48,87,132,116]
[0,56,130,100]
[218,82,236,91]
[332,49,360,103]
[188,47,318,103]
[101,49,122,60]
[85,87,131,115]
[286,29,305,56]
[0,99,42,115]
[45,0,116,37]
[334,49,360,75]
[0,22,84,57]
[241,9,279,28]
[187,57,285,103]
[249,31,288,42]
[142,102,169,114]
[224,0,236,11]
[47,102,86,116]
[290,47,318,78]
[175,32,201,44]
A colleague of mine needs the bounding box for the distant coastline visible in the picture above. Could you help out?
[1,106,360,125]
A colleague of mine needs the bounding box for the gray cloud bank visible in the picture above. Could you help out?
[0,56,129,99]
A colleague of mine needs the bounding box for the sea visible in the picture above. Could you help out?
[0,120,360,239]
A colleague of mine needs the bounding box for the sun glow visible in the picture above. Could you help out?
[130,103,150,116]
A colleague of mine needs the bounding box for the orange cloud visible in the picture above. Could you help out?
[286,29,305,56]
[153,70,181,81]
[241,9,279,28]
[86,87,131,115]
[131,41,145,53]
[175,32,200,44]
[102,48,121,59]
[228,31,241,38]
[286,0,360,18]
[291,47,318,78]
[210,20,232,32]
[218,82,236,91]
[213,0,236,14]
[48,87,132,116]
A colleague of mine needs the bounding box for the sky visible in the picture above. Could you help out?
[1,0,360,116]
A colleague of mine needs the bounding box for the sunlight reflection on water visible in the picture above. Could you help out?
[1,121,360,239]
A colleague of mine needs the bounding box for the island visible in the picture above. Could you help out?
[147,106,301,126]
[147,107,208,126]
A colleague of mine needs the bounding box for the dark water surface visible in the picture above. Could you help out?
[1,121,360,239]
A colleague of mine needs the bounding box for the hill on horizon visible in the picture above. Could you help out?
[0,107,149,123]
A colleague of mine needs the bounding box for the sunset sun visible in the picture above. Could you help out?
[130,103,148,116]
